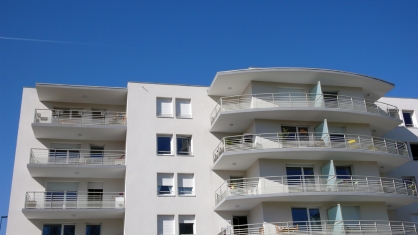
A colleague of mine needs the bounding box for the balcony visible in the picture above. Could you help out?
[212,133,410,171]
[210,93,401,135]
[22,191,125,219]
[32,109,127,141]
[217,220,417,235]
[27,148,126,178]
[215,175,418,211]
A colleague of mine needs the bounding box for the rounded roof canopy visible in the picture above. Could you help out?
[208,67,394,99]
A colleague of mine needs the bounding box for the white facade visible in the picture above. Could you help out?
[6,68,418,235]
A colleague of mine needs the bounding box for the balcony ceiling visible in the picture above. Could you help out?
[27,164,126,178]
[22,208,125,219]
[213,148,411,172]
[32,123,127,141]
[214,192,418,211]
[210,108,402,136]
[208,68,394,99]
[36,83,127,105]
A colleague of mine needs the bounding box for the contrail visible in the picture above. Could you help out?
[0,36,105,46]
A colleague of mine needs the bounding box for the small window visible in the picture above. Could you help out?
[410,144,418,161]
[158,215,175,235]
[157,135,173,155]
[157,173,174,195]
[179,215,195,234]
[178,174,195,195]
[157,98,173,117]
[403,111,415,127]
[176,98,192,118]
[86,225,101,235]
[177,136,192,155]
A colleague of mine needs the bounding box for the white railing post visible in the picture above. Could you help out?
[393,180,397,194]
[289,94,292,107]
[272,93,275,107]
[384,139,388,153]
[351,97,354,110]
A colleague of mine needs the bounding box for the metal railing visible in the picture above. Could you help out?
[30,148,126,165]
[217,220,417,235]
[210,93,400,124]
[34,109,127,126]
[215,175,417,204]
[213,133,409,163]
[24,191,125,209]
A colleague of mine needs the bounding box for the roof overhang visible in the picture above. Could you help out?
[36,83,127,105]
[208,68,394,99]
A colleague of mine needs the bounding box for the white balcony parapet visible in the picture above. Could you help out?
[213,133,409,163]
[210,93,400,124]
[34,109,127,126]
[30,148,126,165]
[25,191,125,209]
[217,220,417,235]
[215,175,417,205]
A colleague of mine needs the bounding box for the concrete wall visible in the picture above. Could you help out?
[125,83,221,235]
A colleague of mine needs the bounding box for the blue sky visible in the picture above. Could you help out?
[0,1,417,233]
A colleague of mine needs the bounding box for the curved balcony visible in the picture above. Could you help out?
[210,93,401,134]
[22,191,125,219]
[32,109,127,141]
[215,175,418,211]
[27,148,126,178]
[217,220,417,235]
[212,133,409,171]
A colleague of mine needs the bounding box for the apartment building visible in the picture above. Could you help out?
[6,68,418,235]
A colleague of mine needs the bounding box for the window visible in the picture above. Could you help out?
[88,182,103,205]
[403,111,415,127]
[86,225,101,235]
[291,208,321,228]
[323,91,339,108]
[158,215,175,235]
[328,126,346,142]
[179,215,195,235]
[178,174,194,195]
[43,224,75,235]
[157,173,174,195]
[176,98,192,118]
[410,144,418,161]
[157,135,173,155]
[177,136,192,155]
[157,98,173,117]
[335,166,352,180]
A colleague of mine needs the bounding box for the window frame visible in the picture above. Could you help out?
[156,97,174,118]
[157,173,175,196]
[175,98,192,119]
[402,110,415,127]
[176,135,193,156]
[157,134,173,156]
[42,224,76,235]
[177,173,195,196]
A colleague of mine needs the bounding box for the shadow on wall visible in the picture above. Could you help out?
[382,127,418,142]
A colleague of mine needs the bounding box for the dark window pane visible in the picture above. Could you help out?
[179,223,194,234]
[157,136,172,154]
[63,225,75,235]
[411,144,418,161]
[292,208,309,226]
[403,112,413,126]
[43,224,62,235]
[158,185,172,194]
[336,166,352,179]
[86,225,101,235]
[178,187,193,195]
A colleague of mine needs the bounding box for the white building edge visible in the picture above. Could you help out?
[6,67,418,235]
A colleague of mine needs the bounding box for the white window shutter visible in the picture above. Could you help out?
[158,173,174,186]
[157,98,173,117]
[178,174,194,188]
[158,215,175,235]
[47,182,79,191]
[176,99,191,117]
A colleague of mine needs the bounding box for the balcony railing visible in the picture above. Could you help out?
[34,109,127,126]
[25,191,125,209]
[215,175,417,204]
[217,220,417,235]
[210,93,400,124]
[30,148,125,165]
[213,133,409,163]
